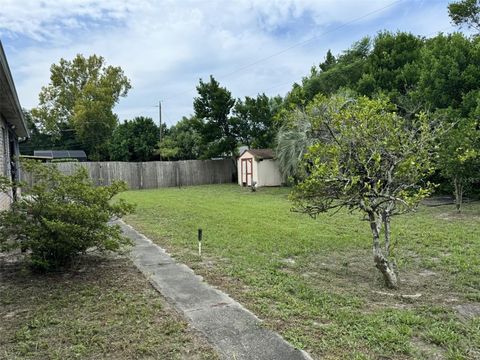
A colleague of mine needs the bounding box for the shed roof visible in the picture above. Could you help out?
[241,148,275,160]
[34,150,87,159]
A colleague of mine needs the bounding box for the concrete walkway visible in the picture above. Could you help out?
[118,220,312,360]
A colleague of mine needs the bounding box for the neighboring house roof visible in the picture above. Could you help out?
[0,41,29,138]
[240,148,275,160]
[34,150,87,160]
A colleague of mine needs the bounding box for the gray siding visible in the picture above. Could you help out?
[0,116,11,210]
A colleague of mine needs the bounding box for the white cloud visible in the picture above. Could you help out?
[0,1,115,41]
[0,0,455,125]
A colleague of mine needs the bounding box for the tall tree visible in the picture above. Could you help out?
[283,37,371,107]
[448,0,480,31]
[413,33,480,112]
[31,54,131,160]
[359,32,424,100]
[319,50,336,72]
[157,116,204,160]
[437,111,480,211]
[193,76,236,158]
[291,95,439,288]
[109,117,159,162]
[233,94,280,149]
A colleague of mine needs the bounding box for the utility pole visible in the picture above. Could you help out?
[155,100,162,161]
[158,100,162,144]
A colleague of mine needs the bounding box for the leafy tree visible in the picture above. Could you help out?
[19,110,54,155]
[109,117,159,162]
[413,33,480,112]
[193,76,236,158]
[437,112,480,211]
[291,95,439,288]
[281,31,480,118]
[448,0,480,31]
[31,54,131,160]
[233,94,280,148]
[0,160,134,271]
[157,137,181,160]
[275,30,480,204]
[158,116,204,160]
[360,32,424,100]
[319,50,336,72]
[281,37,371,111]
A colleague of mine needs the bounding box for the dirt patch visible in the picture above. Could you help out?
[422,196,454,207]
[411,337,446,360]
[299,248,467,311]
[280,257,296,265]
[454,303,480,321]
[436,212,480,221]
[419,269,436,277]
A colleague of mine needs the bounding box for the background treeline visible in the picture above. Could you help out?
[21,30,480,195]
[159,31,480,163]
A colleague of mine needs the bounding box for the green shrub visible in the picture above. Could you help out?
[0,160,134,271]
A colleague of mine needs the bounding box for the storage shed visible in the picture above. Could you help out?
[237,149,282,187]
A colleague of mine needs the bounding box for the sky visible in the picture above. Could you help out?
[0,0,462,127]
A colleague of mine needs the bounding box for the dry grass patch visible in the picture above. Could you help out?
[0,254,218,360]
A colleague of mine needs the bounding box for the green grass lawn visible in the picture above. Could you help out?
[121,184,480,360]
[0,255,218,360]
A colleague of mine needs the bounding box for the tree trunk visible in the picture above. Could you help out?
[453,176,463,213]
[382,209,398,277]
[382,210,390,257]
[369,212,398,289]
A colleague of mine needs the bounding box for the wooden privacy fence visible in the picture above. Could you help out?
[21,159,235,190]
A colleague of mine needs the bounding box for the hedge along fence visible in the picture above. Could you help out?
[21,159,236,190]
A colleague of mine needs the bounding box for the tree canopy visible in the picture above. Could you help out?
[193,76,236,158]
[448,0,480,30]
[157,116,204,161]
[109,117,159,162]
[276,30,480,202]
[232,94,281,149]
[31,54,131,160]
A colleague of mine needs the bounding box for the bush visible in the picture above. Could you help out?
[0,160,134,271]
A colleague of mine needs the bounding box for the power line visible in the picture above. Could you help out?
[161,0,405,102]
[255,25,454,97]
[220,1,404,79]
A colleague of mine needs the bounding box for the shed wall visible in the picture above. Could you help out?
[237,150,282,187]
[237,151,257,186]
[257,159,282,187]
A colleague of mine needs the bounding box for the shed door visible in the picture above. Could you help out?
[241,158,253,186]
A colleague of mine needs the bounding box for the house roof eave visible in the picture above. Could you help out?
[0,41,29,139]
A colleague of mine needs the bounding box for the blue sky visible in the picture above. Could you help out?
[0,0,462,126]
